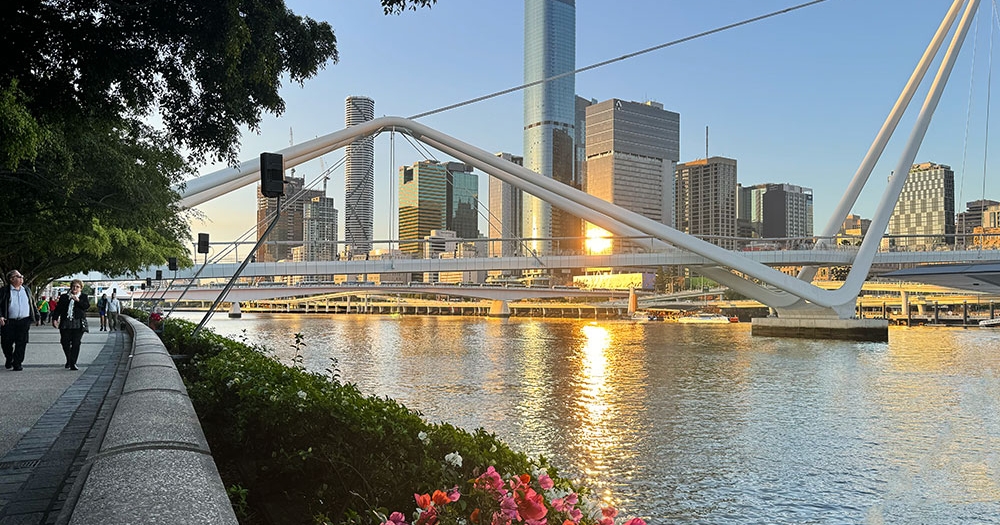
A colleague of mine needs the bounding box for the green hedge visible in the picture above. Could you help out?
[148,316,570,524]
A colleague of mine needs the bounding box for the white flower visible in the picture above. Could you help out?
[418,431,429,445]
[297,391,307,400]
[489,444,497,453]
[444,451,463,467]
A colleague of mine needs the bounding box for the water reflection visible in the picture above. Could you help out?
[180,313,1000,524]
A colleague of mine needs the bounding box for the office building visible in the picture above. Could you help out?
[444,162,480,240]
[888,162,955,249]
[256,176,325,262]
[488,153,524,257]
[523,0,575,256]
[398,161,448,254]
[956,199,999,248]
[762,183,813,240]
[397,160,477,254]
[303,196,338,261]
[675,157,738,250]
[345,96,375,254]
[585,99,680,234]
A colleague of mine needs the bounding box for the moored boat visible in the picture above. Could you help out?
[678,313,738,324]
[980,317,1000,327]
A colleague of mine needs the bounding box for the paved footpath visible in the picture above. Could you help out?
[0,322,130,524]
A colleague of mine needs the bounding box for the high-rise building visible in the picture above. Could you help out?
[303,196,338,261]
[675,157,738,250]
[488,153,524,258]
[956,199,999,248]
[399,161,447,254]
[443,162,480,240]
[523,0,575,256]
[584,99,680,234]
[888,162,955,249]
[838,213,871,244]
[256,176,325,262]
[762,183,813,240]
[345,96,374,254]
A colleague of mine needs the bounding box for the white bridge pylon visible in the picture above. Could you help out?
[176,0,979,320]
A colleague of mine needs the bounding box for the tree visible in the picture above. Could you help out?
[0,0,435,286]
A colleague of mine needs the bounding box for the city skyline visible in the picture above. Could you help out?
[187,1,1000,254]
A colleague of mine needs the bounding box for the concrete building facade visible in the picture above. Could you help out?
[888,162,955,249]
[488,153,524,257]
[675,157,738,250]
[345,96,375,254]
[584,99,680,230]
[256,176,324,262]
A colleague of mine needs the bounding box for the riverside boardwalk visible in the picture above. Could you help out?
[0,317,236,524]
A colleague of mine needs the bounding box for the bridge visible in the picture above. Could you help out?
[146,0,985,342]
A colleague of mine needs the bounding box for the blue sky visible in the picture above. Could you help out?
[189,0,1000,252]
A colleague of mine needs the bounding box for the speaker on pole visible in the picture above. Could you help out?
[197,233,210,254]
[260,152,285,198]
[168,257,178,271]
[155,270,163,281]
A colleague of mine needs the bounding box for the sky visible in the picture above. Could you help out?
[186,0,1000,257]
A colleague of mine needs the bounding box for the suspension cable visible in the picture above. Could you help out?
[408,0,829,120]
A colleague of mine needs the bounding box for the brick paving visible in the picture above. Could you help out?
[0,328,130,525]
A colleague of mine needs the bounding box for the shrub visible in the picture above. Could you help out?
[156,318,602,524]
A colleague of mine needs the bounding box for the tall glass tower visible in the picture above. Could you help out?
[345,96,374,254]
[523,0,575,256]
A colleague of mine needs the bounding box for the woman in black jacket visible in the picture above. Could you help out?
[51,279,90,370]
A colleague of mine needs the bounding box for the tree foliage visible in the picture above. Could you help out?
[0,0,435,286]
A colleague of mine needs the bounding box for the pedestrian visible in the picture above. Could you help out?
[51,279,90,371]
[1,270,41,371]
[37,295,49,324]
[97,293,108,330]
[107,292,122,331]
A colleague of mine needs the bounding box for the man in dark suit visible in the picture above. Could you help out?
[0,270,41,371]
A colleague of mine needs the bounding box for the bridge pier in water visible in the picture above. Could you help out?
[488,300,511,318]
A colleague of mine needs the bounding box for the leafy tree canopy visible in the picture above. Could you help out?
[0,0,435,286]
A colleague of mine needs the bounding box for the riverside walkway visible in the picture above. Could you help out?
[0,317,236,524]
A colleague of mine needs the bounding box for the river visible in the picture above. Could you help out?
[176,312,1000,524]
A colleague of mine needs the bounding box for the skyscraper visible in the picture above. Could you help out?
[888,162,955,249]
[256,176,324,262]
[345,96,374,254]
[488,153,524,258]
[444,162,480,240]
[584,99,680,230]
[398,161,448,254]
[524,0,575,256]
[303,196,338,261]
[762,183,813,240]
[675,157,738,250]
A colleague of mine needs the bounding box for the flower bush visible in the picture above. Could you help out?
[378,463,647,525]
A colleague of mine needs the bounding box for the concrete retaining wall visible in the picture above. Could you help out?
[69,317,238,524]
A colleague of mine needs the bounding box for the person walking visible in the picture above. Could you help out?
[52,279,90,370]
[97,293,108,330]
[106,292,122,331]
[0,270,41,371]
[37,295,50,325]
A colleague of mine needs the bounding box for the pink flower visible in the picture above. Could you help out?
[602,507,618,519]
[564,493,578,507]
[500,495,520,520]
[623,519,646,525]
[446,485,461,502]
[538,474,554,490]
[551,498,568,512]
[515,487,548,521]
[568,508,583,523]
[381,512,408,525]
[599,518,614,525]
[476,466,505,493]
